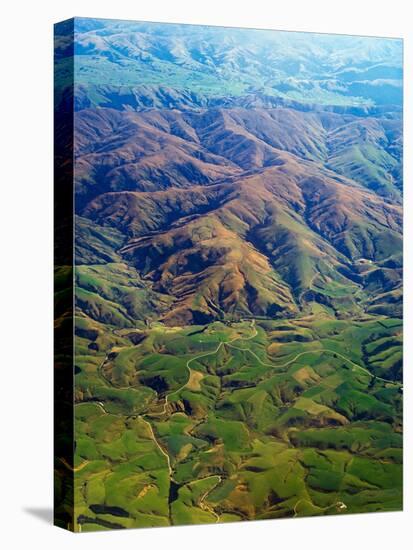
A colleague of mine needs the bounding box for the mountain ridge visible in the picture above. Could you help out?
[77,111,402,325]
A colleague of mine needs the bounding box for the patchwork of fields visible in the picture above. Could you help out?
[66,312,402,530]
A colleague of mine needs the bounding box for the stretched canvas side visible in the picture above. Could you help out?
[54,18,75,531]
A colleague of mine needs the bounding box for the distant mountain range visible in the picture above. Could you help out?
[55,19,403,110]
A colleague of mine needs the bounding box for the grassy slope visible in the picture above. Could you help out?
[72,314,402,530]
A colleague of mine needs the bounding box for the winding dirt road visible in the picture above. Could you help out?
[76,317,400,527]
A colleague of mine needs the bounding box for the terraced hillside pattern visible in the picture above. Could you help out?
[54,18,403,531]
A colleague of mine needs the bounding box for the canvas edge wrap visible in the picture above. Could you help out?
[54,17,75,532]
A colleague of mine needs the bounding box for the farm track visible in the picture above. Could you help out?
[75,318,401,528]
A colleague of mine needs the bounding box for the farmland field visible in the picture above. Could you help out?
[68,312,402,530]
